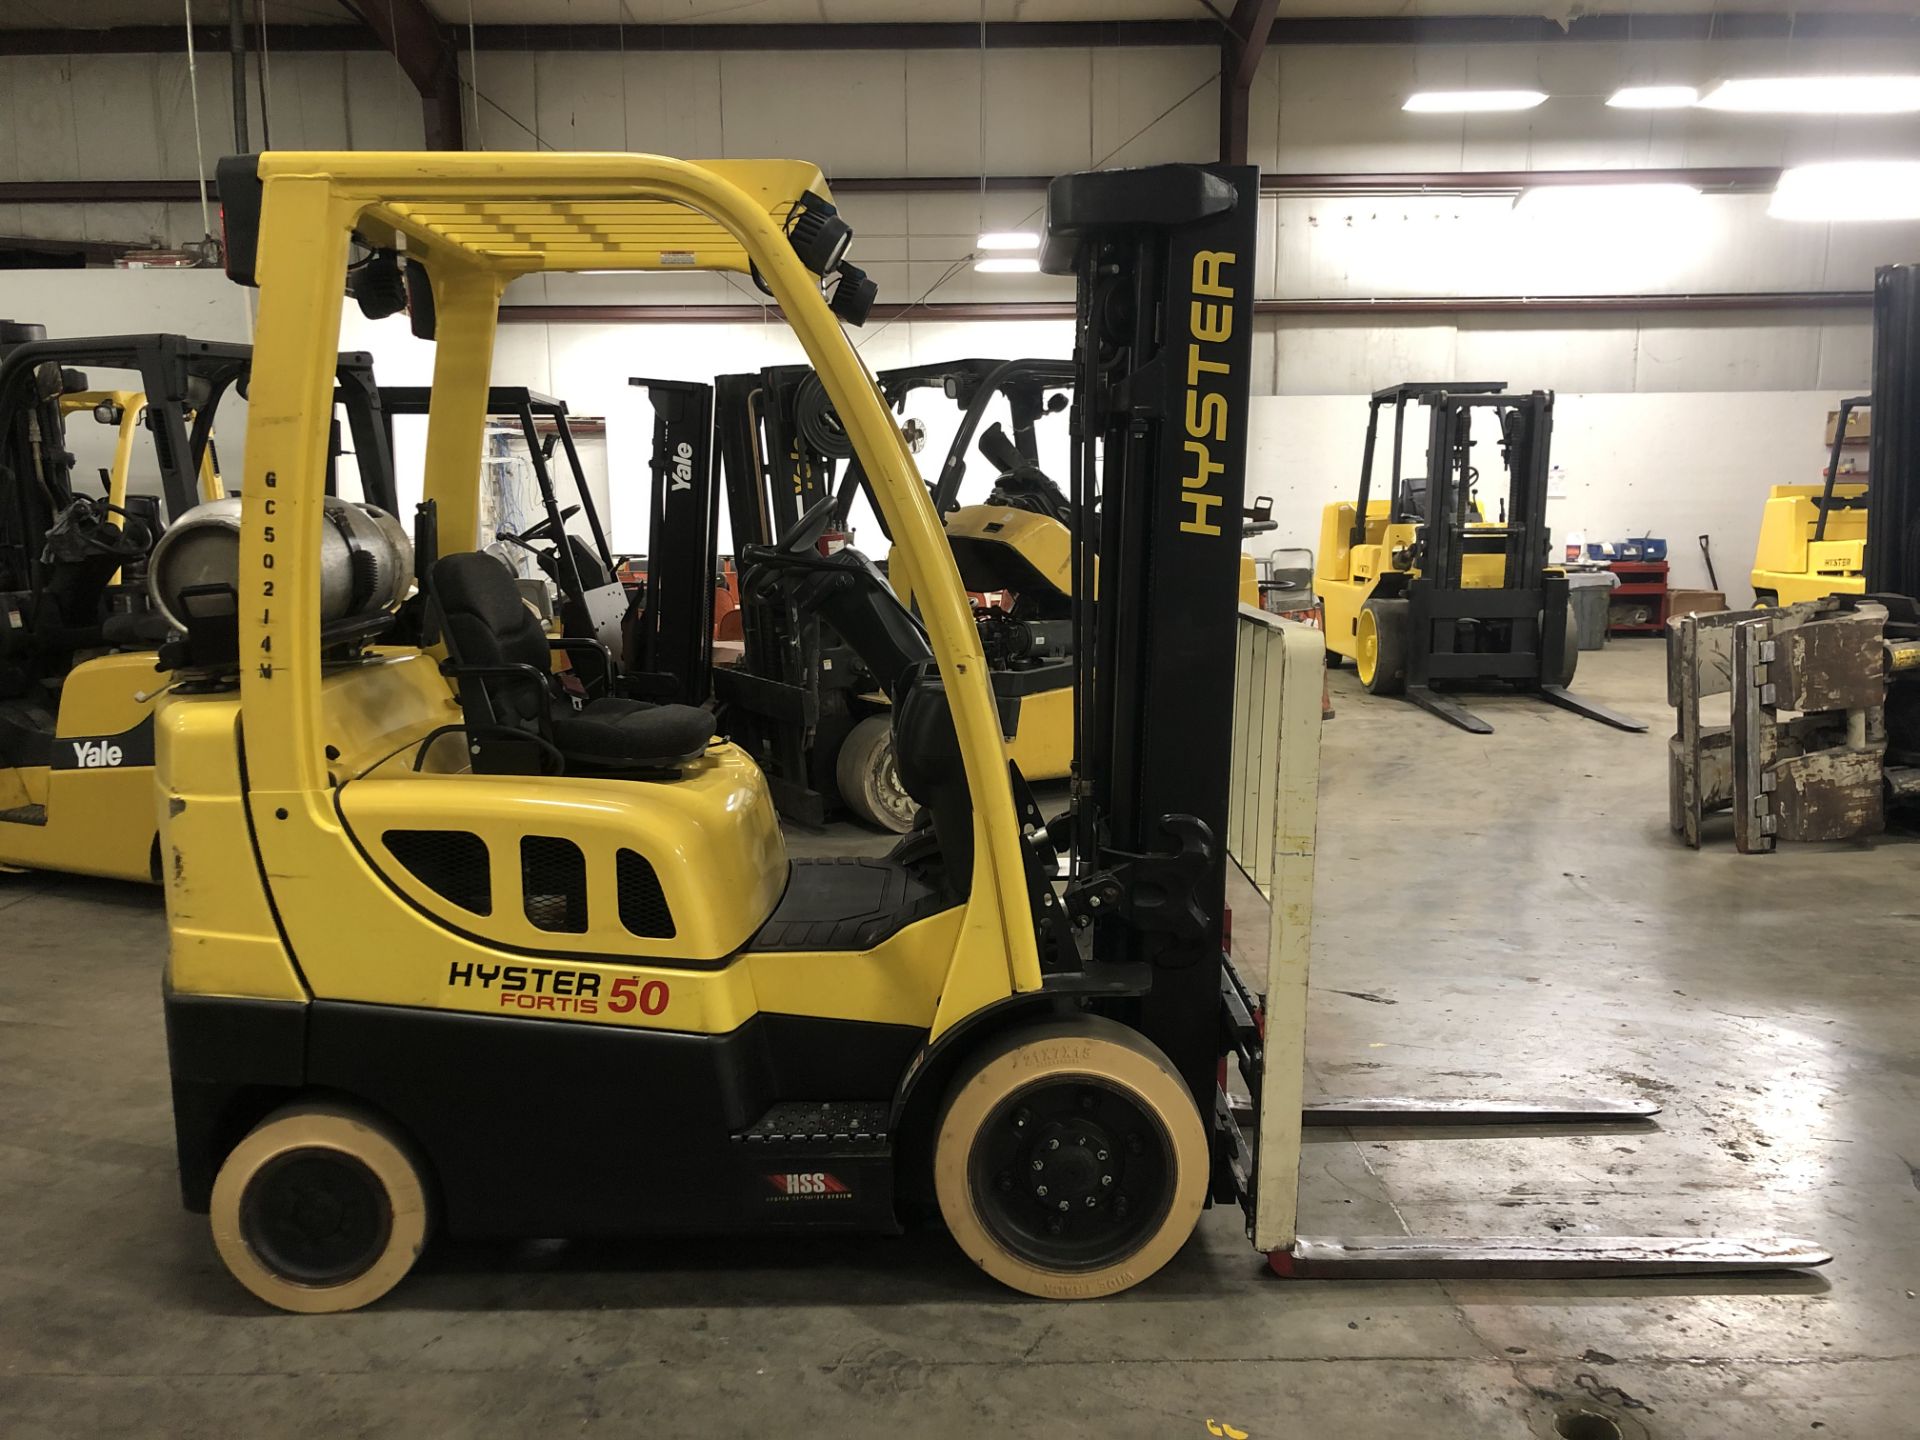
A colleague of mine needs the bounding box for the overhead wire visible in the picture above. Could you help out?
[254,0,272,149]
[180,0,215,243]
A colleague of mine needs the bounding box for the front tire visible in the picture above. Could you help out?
[1356,597,1409,695]
[209,1101,430,1314]
[835,713,919,834]
[932,1017,1208,1300]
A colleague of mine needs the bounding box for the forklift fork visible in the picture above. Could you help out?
[1403,684,1493,734]
[1538,683,1650,732]
[1225,607,1827,1286]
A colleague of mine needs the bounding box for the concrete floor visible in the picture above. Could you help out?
[2,640,1916,1439]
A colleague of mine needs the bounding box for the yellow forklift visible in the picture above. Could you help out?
[1314,381,1644,734]
[149,151,1274,1310]
[0,330,393,881]
[1751,395,1869,606]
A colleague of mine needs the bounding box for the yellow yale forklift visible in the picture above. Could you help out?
[152,152,1822,1313]
[0,328,392,881]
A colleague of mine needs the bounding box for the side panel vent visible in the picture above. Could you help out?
[616,848,676,938]
[522,835,588,933]
[384,829,491,915]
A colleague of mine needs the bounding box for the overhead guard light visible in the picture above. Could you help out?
[977,231,1040,250]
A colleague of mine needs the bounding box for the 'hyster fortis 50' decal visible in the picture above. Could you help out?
[446,961,669,1017]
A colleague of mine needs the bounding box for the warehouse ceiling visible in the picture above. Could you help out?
[2,0,1909,29]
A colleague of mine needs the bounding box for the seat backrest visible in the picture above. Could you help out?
[431,551,552,728]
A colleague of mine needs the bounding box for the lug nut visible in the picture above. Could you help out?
[1084,1196,1098,1208]
[1047,1138,1060,1151]
[1013,1109,1030,1130]
[1101,1175,1113,1186]
[1036,1185,1048,1196]
[1057,1200,1069,1212]
[1031,1159,1044,1171]
[1096,1149,1108,1161]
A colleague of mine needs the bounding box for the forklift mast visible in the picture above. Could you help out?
[1044,163,1260,1124]
[630,376,719,703]
[0,335,394,596]
[1867,263,1920,599]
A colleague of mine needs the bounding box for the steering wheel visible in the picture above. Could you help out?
[499,505,579,549]
[740,494,850,600]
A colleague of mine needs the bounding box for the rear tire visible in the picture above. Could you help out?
[1753,588,1779,609]
[1356,598,1409,696]
[209,1101,430,1314]
[932,1017,1208,1300]
[835,713,918,834]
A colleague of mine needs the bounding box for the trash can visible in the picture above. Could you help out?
[1566,570,1615,651]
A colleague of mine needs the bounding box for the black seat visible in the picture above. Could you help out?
[430,551,714,775]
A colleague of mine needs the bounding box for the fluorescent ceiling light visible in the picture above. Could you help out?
[1769,160,1920,222]
[977,231,1039,251]
[974,257,1041,274]
[1699,75,1920,115]
[1606,85,1699,110]
[1403,90,1547,114]
[1517,182,1703,217]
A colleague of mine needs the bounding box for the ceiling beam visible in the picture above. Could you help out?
[337,0,463,150]
[1220,0,1280,166]
[497,290,1871,326]
[0,168,1791,208]
[1,13,1915,56]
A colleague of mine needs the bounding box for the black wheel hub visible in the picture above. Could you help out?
[240,1148,392,1286]
[969,1079,1173,1272]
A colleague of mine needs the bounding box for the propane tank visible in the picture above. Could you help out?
[148,496,414,634]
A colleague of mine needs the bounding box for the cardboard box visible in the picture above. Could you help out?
[1825,406,1870,448]
[1667,588,1727,617]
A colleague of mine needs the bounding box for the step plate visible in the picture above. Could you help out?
[734,1099,891,1146]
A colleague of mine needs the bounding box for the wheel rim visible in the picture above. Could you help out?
[870,740,919,831]
[1356,609,1379,685]
[239,1148,393,1286]
[966,1078,1175,1273]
